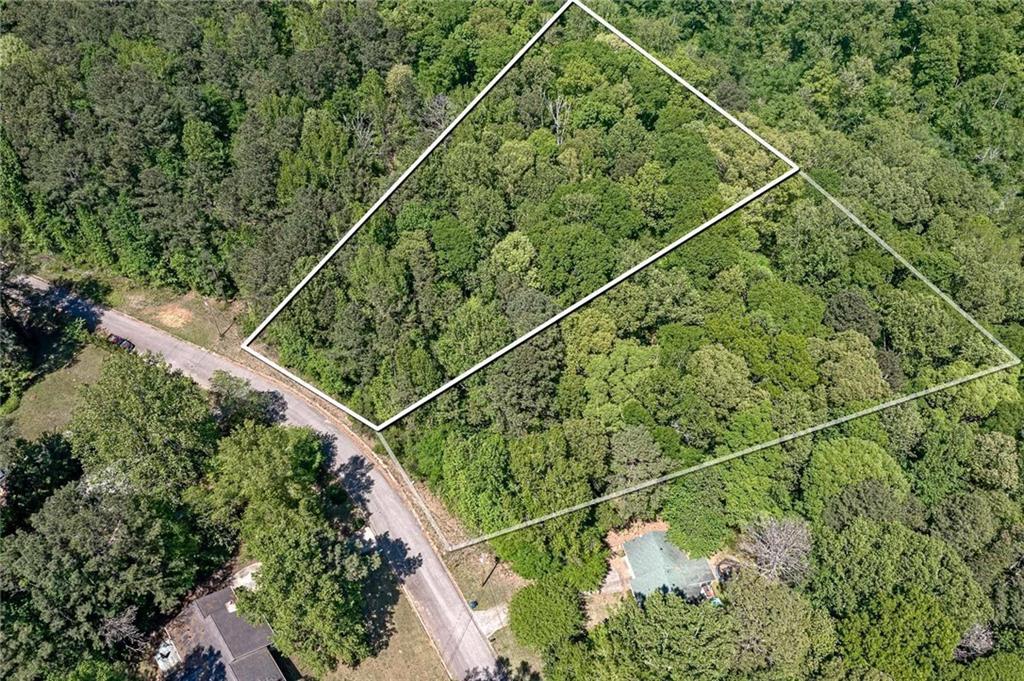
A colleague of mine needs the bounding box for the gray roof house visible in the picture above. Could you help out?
[163,586,285,681]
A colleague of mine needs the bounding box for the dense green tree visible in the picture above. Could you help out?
[725,572,837,678]
[206,423,324,527]
[237,502,377,674]
[0,424,80,532]
[608,425,672,520]
[959,654,1024,681]
[839,587,960,681]
[52,659,138,681]
[589,593,738,681]
[70,353,217,499]
[801,437,909,519]
[509,574,585,652]
[0,485,199,679]
[812,518,988,637]
[208,371,285,433]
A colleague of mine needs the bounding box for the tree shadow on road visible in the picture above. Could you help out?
[331,450,376,508]
[462,658,541,681]
[375,531,423,582]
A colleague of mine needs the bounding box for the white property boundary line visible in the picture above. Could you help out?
[389,170,1023,552]
[241,0,798,431]
[444,358,1020,551]
[241,0,1021,551]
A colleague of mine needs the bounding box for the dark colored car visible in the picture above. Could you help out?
[105,333,135,352]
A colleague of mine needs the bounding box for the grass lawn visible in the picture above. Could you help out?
[326,568,447,681]
[12,343,107,439]
[490,627,542,681]
[445,545,528,612]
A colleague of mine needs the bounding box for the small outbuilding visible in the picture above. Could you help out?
[622,530,717,601]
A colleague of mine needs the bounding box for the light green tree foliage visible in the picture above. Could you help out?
[236,503,375,674]
[812,518,989,674]
[802,437,909,519]
[70,353,217,499]
[576,594,739,681]
[51,659,138,681]
[207,422,323,526]
[433,296,512,375]
[959,653,1024,681]
[508,575,585,652]
[663,469,733,556]
[839,587,960,681]
[967,431,1020,491]
[683,343,763,416]
[807,331,891,410]
[211,423,377,673]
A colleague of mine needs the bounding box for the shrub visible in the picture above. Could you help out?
[509,575,585,652]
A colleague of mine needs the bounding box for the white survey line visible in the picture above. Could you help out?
[376,431,452,552]
[799,171,1020,364]
[245,166,796,430]
[375,165,798,429]
[571,0,798,170]
[240,0,1020,552]
[244,0,798,428]
[437,170,1022,551]
[241,344,381,430]
[241,0,577,348]
[448,358,1020,551]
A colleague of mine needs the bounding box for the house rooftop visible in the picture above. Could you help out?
[167,586,284,681]
[623,530,716,599]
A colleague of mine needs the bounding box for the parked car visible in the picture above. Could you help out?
[105,333,135,352]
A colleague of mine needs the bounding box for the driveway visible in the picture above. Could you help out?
[27,276,496,681]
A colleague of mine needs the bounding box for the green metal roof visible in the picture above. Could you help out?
[624,531,716,599]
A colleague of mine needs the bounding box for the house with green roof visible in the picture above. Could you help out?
[622,530,717,601]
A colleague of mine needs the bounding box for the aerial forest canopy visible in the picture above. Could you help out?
[2,1,1024,681]
[256,5,787,424]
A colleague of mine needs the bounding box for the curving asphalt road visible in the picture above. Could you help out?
[27,276,495,681]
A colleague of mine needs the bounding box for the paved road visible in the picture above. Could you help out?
[27,276,496,681]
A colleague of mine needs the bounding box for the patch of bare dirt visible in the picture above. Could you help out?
[155,303,194,328]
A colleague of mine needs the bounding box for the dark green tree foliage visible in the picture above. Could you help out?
[811,518,989,678]
[263,5,784,423]
[4,2,1024,679]
[0,484,199,680]
[508,574,585,652]
[549,593,740,681]
[0,423,80,533]
[725,572,837,679]
[208,370,285,433]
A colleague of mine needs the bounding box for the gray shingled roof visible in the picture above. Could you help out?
[185,587,284,681]
[229,648,285,681]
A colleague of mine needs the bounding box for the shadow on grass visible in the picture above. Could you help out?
[362,558,404,657]
[51,275,113,306]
